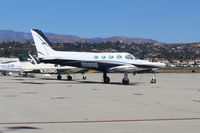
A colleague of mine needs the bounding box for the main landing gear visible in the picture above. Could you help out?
[122,72,129,85]
[67,74,72,80]
[103,72,110,83]
[103,72,130,85]
[82,75,87,80]
[57,74,73,80]
[57,74,62,80]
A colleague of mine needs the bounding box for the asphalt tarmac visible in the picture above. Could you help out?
[0,73,200,133]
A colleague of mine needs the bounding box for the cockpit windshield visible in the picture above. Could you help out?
[125,54,136,60]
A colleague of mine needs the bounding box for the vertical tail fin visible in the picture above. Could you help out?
[31,29,56,58]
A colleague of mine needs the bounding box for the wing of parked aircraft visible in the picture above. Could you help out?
[18,55,89,80]
[31,29,166,84]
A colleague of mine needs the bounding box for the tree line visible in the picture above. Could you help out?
[0,41,199,60]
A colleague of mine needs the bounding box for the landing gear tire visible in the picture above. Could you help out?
[150,78,156,83]
[122,78,129,85]
[122,72,129,85]
[103,72,110,83]
[150,73,156,83]
[103,76,110,83]
[82,76,87,80]
[67,75,72,81]
[57,74,62,80]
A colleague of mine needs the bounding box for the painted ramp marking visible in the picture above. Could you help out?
[1,118,200,125]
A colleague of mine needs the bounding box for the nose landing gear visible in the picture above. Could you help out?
[150,73,156,83]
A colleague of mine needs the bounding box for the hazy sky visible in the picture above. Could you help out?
[0,0,200,43]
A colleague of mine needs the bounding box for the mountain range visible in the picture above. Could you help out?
[0,30,159,44]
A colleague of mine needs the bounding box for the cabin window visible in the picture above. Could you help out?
[116,55,122,59]
[94,55,98,59]
[101,56,106,59]
[55,64,60,67]
[108,55,114,59]
[125,54,133,60]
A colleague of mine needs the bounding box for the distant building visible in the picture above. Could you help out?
[144,58,200,68]
[144,58,168,63]
[195,58,200,65]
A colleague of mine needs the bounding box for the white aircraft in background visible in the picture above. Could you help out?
[0,58,21,75]
[31,29,166,84]
[18,54,90,80]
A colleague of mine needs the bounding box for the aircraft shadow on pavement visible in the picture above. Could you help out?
[77,80,142,86]
[12,77,143,86]
[18,79,84,85]
[7,126,41,131]
[20,82,45,84]
[13,78,26,81]
[38,78,143,86]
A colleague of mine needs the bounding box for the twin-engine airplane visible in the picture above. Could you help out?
[31,29,166,84]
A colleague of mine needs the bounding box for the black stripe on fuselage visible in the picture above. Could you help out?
[40,59,156,72]
[40,59,122,72]
[133,64,156,69]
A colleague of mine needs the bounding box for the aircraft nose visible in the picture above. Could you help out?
[157,62,166,68]
[150,62,166,68]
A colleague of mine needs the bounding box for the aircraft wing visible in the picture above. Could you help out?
[59,68,90,74]
[108,64,158,73]
[109,65,139,72]
[0,60,19,64]
[108,58,166,73]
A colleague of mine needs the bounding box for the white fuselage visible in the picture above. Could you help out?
[0,59,22,72]
[41,51,165,72]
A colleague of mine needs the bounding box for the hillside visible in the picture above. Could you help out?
[0,41,200,60]
[0,30,159,44]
